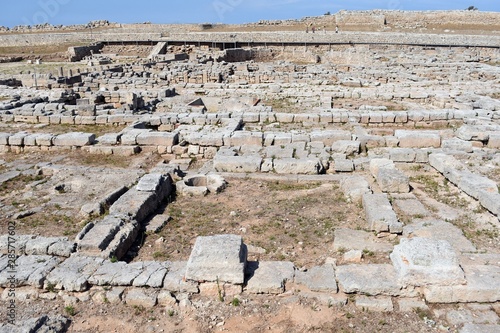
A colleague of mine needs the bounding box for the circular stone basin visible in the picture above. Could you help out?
[176,174,226,196]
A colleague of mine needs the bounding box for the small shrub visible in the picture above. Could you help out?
[65,306,76,316]
[231,297,241,306]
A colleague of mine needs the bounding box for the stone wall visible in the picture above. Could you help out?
[68,43,104,62]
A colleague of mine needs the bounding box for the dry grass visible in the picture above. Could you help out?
[136,178,366,267]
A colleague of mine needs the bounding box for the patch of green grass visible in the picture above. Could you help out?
[414,307,433,321]
[230,297,241,306]
[64,306,76,316]
[267,181,321,192]
[362,249,374,257]
[133,305,145,315]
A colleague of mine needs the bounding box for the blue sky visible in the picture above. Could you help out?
[2,0,499,27]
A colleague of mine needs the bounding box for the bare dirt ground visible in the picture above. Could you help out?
[2,289,453,333]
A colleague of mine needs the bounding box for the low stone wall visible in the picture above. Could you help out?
[68,43,104,62]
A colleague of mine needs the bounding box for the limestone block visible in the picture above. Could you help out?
[442,138,473,153]
[395,130,441,148]
[47,240,75,257]
[34,133,54,146]
[275,113,294,123]
[25,237,60,255]
[245,261,295,294]
[355,296,394,312]
[162,261,199,293]
[377,168,410,193]
[9,132,28,146]
[132,261,168,288]
[446,309,499,326]
[273,158,324,175]
[264,146,294,159]
[53,132,95,146]
[332,228,394,253]
[24,134,37,146]
[339,175,371,204]
[336,264,415,297]
[121,129,149,145]
[369,158,395,177]
[294,264,337,292]
[477,191,500,216]
[0,133,10,145]
[0,315,70,333]
[109,189,158,223]
[458,173,498,200]
[389,148,416,163]
[213,154,262,173]
[403,219,476,253]
[333,158,354,172]
[331,140,360,156]
[273,133,292,145]
[88,261,143,286]
[487,133,500,148]
[125,288,158,308]
[100,222,139,260]
[0,255,61,289]
[77,215,127,252]
[390,238,465,287]
[393,198,430,217]
[136,131,178,146]
[362,193,401,233]
[136,173,168,193]
[112,146,141,156]
[45,256,104,291]
[456,125,489,142]
[225,131,263,147]
[185,234,247,284]
[460,324,500,333]
[423,265,500,303]
[310,130,351,146]
[428,153,465,175]
[157,290,177,307]
[96,133,121,145]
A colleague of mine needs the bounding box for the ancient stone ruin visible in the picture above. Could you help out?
[0,10,499,333]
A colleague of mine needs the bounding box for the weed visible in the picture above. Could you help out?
[153,251,167,259]
[167,309,175,317]
[216,277,224,302]
[231,297,241,306]
[64,306,76,316]
[133,305,145,315]
[345,312,354,319]
[110,256,118,263]
[337,247,348,255]
[414,307,433,321]
[362,249,374,257]
[46,282,56,293]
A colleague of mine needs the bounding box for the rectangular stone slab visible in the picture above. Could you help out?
[45,256,104,291]
[185,235,247,284]
[390,237,466,287]
[336,264,416,297]
[423,265,500,303]
[245,261,295,294]
[362,193,401,233]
